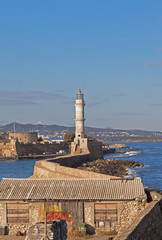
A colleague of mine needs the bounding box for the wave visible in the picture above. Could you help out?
[124,168,137,178]
[143,164,151,168]
[124,150,141,157]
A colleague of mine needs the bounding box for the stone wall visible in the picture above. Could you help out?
[0,201,83,235]
[46,153,91,168]
[7,224,30,235]
[83,199,147,235]
[87,141,103,160]
[0,198,148,236]
[0,202,42,235]
[0,139,17,158]
[115,193,162,240]
[9,132,38,144]
[16,141,69,157]
[0,203,6,226]
[84,202,95,234]
[71,140,103,161]
[116,197,147,234]
[33,158,116,179]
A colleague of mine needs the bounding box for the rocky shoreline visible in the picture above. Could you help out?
[77,159,144,177]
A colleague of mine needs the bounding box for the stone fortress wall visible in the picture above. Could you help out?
[0,139,17,158]
[8,132,38,143]
[0,132,69,158]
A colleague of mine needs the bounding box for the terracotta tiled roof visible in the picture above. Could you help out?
[0,178,145,201]
[102,142,109,146]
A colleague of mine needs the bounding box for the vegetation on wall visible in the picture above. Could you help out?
[63,131,96,144]
[63,131,75,144]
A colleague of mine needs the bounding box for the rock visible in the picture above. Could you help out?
[77,159,144,177]
[16,231,21,236]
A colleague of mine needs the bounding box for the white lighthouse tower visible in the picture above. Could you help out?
[71,89,89,154]
[71,89,103,159]
[75,89,85,139]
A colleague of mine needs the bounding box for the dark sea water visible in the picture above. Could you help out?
[0,159,37,181]
[104,142,162,190]
[0,142,162,190]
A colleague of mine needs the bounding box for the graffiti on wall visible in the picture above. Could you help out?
[47,211,72,222]
[40,203,72,222]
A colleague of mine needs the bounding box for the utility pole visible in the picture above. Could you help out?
[13,120,16,139]
[44,201,47,240]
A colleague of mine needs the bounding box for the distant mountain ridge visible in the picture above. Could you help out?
[0,122,162,140]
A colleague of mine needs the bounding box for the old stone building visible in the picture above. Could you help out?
[0,178,146,236]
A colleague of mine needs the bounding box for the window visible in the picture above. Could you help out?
[7,203,29,223]
[95,203,117,229]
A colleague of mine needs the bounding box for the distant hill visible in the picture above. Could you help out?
[0,122,162,141]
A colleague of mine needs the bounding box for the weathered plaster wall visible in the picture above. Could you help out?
[84,202,95,234]
[29,202,40,225]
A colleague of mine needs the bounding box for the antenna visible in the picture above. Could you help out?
[13,118,16,139]
[83,83,85,94]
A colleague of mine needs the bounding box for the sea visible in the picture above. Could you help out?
[104,142,162,190]
[0,142,162,190]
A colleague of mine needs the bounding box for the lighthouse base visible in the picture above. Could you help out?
[71,138,103,160]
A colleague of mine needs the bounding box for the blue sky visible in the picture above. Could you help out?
[0,0,162,130]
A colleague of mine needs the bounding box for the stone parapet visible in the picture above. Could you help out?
[115,193,162,240]
[33,155,117,178]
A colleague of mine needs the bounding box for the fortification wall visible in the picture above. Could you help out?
[88,141,103,160]
[0,140,17,158]
[9,132,38,143]
[47,153,91,168]
[33,159,117,179]
[115,193,162,240]
[16,142,69,156]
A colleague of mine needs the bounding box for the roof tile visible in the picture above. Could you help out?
[0,178,145,201]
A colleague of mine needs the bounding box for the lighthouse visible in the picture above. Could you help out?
[75,89,85,139]
[71,89,89,154]
[71,89,103,159]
